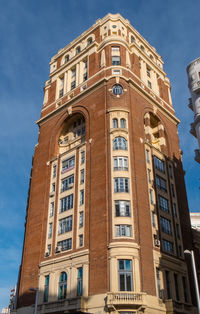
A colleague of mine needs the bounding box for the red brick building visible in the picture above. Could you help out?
[15,13,198,314]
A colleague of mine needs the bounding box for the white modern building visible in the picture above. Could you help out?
[190,212,200,230]
[187,57,200,163]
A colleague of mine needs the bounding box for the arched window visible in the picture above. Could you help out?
[131,35,135,43]
[113,118,118,128]
[140,45,145,51]
[65,55,69,63]
[76,46,81,55]
[113,137,127,150]
[87,37,92,46]
[58,272,67,300]
[120,118,126,128]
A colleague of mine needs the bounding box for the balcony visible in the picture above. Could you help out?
[37,296,87,313]
[195,149,200,163]
[106,292,147,310]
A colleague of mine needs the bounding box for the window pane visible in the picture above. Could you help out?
[126,274,132,291]
[125,260,131,270]
[120,274,125,291]
[119,260,124,270]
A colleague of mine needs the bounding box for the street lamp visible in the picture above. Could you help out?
[29,288,38,314]
[184,250,200,314]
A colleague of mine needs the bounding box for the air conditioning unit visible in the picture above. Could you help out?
[55,246,61,253]
[68,183,74,189]
[155,239,160,247]
[45,252,49,257]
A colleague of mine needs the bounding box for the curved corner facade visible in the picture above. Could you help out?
[187,57,200,163]
[15,13,197,314]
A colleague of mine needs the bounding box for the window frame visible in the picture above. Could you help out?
[113,137,127,151]
[115,200,131,217]
[58,272,67,300]
[114,177,129,193]
[58,215,73,235]
[118,259,133,291]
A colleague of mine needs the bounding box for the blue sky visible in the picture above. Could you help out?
[0,0,200,309]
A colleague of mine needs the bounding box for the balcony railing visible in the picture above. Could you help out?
[37,296,87,313]
[106,292,147,310]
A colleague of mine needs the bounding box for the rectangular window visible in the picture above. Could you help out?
[118,260,133,291]
[173,203,177,217]
[47,244,51,255]
[163,239,174,254]
[174,273,180,301]
[71,80,76,90]
[113,157,128,171]
[146,66,151,78]
[182,276,188,302]
[158,195,169,213]
[81,151,85,164]
[176,224,180,239]
[79,211,84,228]
[58,215,72,234]
[152,211,156,227]
[156,268,162,299]
[59,77,64,98]
[168,164,173,178]
[84,59,88,69]
[53,165,57,178]
[160,217,172,235]
[165,271,171,299]
[60,194,73,212]
[156,175,167,192]
[148,80,152,89]
[79,234,83,247]
[61,174,74,192]
[83,72,88,81]
[146,149,150,163]
[114,178,129,193]
[48,223,52,239]
[43,275,49,302]
[57,238,72,251]
[147,168,151,183]
[115,225,132,237]
[149,189,154,205]
[62,156,75,174]
[71,67,76,78]
[77,267,83,296]
[171,184,175,197]
[80,190,84,205]
[80,169,84,184]
[112,56,120,65]
[115,200,130,217]
[50,202,54,217]
[52,183,55,192]
[154,156,165,173]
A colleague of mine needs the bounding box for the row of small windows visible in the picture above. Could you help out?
[113,118,126,129]
[63,38,93,64]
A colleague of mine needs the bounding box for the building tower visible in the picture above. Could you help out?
[16,14,196,314]
[187,57,200,163]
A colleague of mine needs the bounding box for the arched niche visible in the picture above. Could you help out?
[58,113,85,154]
